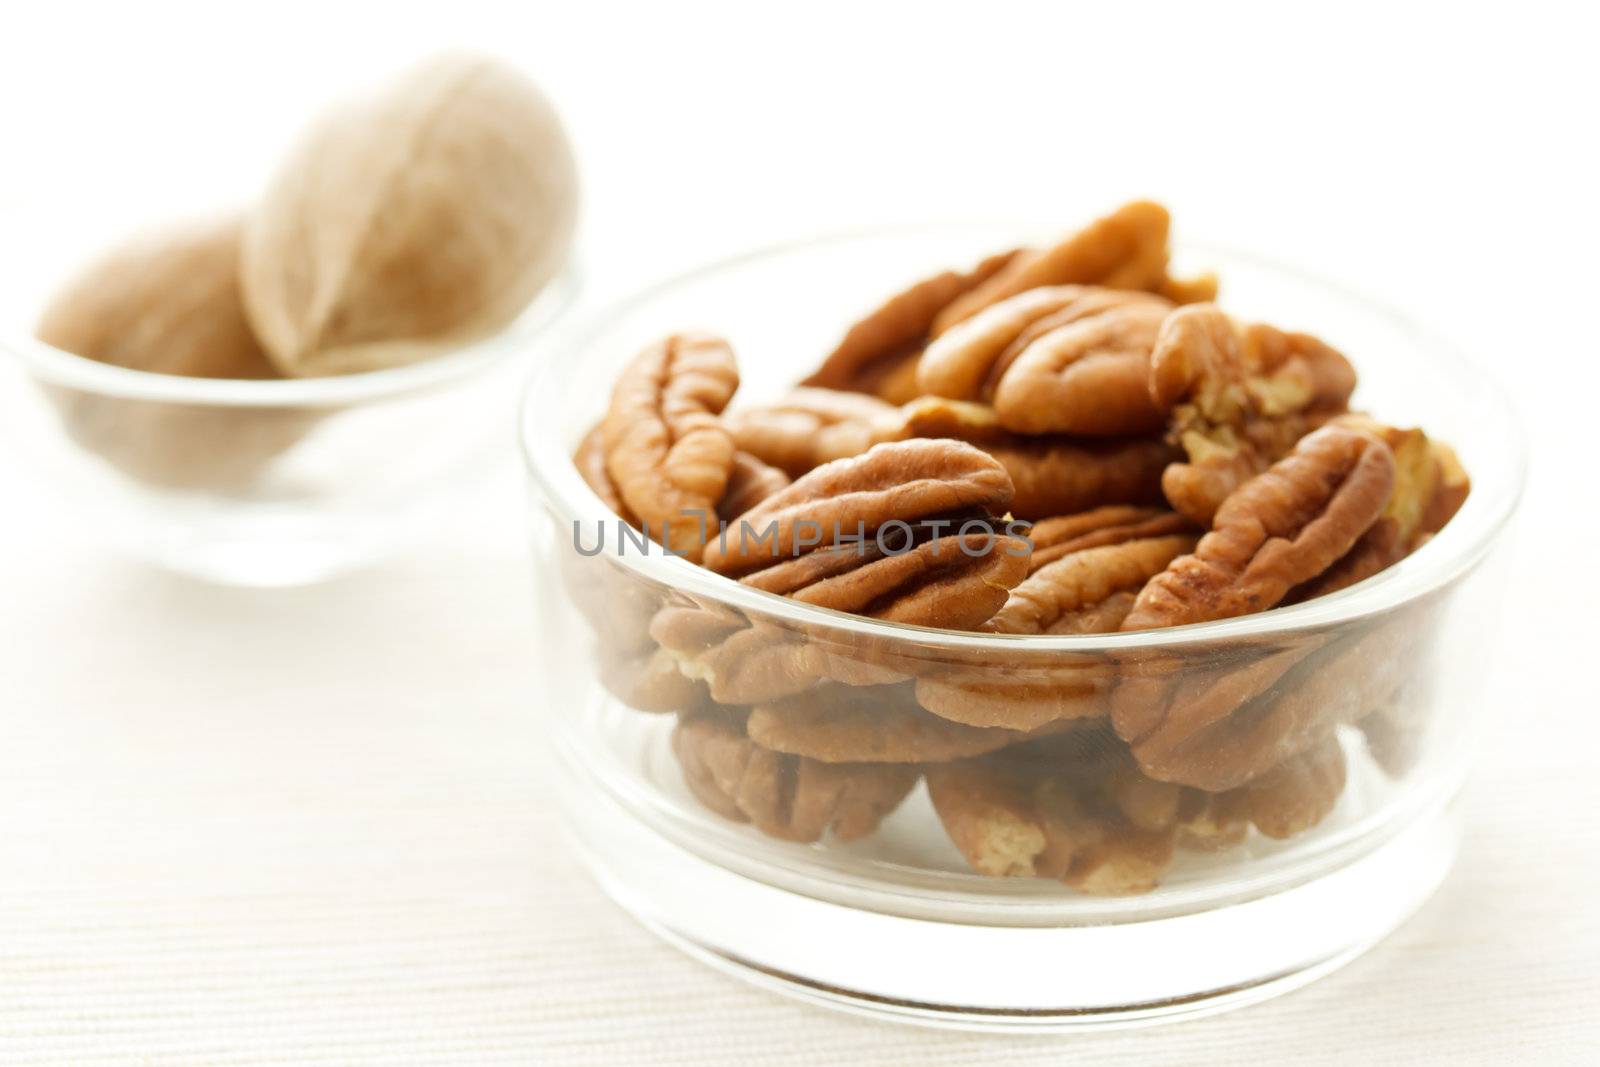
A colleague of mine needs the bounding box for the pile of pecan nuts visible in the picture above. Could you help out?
[570,201,1470,894]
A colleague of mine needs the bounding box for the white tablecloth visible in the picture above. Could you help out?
[1,443,1594,1065]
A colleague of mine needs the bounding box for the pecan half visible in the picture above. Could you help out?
[926,738,1177,894]
[1161,410,1332,527]
[1150,304,1357,524]
[746,532,1031,630]
[920,286,1173,436]
[1027,505,1197,572]
[1116,602,1429,790]
[717,451,792,522]
[1213,733,1347,839]
[673,709,917,843]
[1290,417,1469,601]
[724,388,907,478]
[900,397,1176,520]
[574,424,632,522]
[990,535,1197,636]
[653,532,1028,704]
[910,531,1193,732]
[747,682,1072,764]
[930,201,1176,336]
[601,333,740,560]
[702,439,1015,577]
[1120,426,1396,631]
[803,249,1020,401]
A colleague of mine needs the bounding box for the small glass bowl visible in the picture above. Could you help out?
[0,270,575,586]
[520,224,1523,1030]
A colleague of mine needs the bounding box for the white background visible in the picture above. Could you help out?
[2,2,1597,1063]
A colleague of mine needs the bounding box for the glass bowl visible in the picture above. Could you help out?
[0,270,576,587]
[519,223,1523,1031]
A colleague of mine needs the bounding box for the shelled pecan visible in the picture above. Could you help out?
[931,200,1194,335]
[673,709,918,843]
[747,682,1078,764]
[920,286,1174,436]
[803,249,1020,402]
[900,397,1176,519]
[702,438,1016,577]
[724,388,906,477]
[600,332,740,560]
[1120,426,1395,632]
[1150,304,1357,524]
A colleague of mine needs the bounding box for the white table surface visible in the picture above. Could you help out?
[3,4,1597,1063]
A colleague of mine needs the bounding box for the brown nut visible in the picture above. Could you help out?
[1161,410,1332,528]
[717,451,792,522]
[803,249,1020,401]
[36,218,277,381]
[35,219,317,491]
[910,530,1193,732]
[747,682,1070,764]
[1150,304,1357,525]
[1212,733,1347,839]
[724,388,905,477]
[241,54,577,376]
[926,744,1177,894]
[930,201,1176,335]
[900,397,1176,520]
[574,424,632,521]
[1027,505,1197,572]
[601,332,740,561]
[920,286,1173,436]
[990,535,1198,636]
[653,532,1030,705]
[747,532,1031,630]
[672,709,917,843]
[598,645,709,715]
[703,439,1014,577]
[1290,417,1469,601]
[1120,425,1396,632]
[1116,601,1429,791]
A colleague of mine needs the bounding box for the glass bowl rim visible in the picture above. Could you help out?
[0,262,581,409]
[520,222,1526,652]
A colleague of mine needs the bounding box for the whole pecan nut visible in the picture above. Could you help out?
[601,332,741,560]
[672,709,917,843]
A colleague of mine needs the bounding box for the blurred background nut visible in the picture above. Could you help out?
[241,53,578,377]
[34,218,315,490]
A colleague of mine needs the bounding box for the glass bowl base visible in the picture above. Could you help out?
[567,794,1458,1032]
